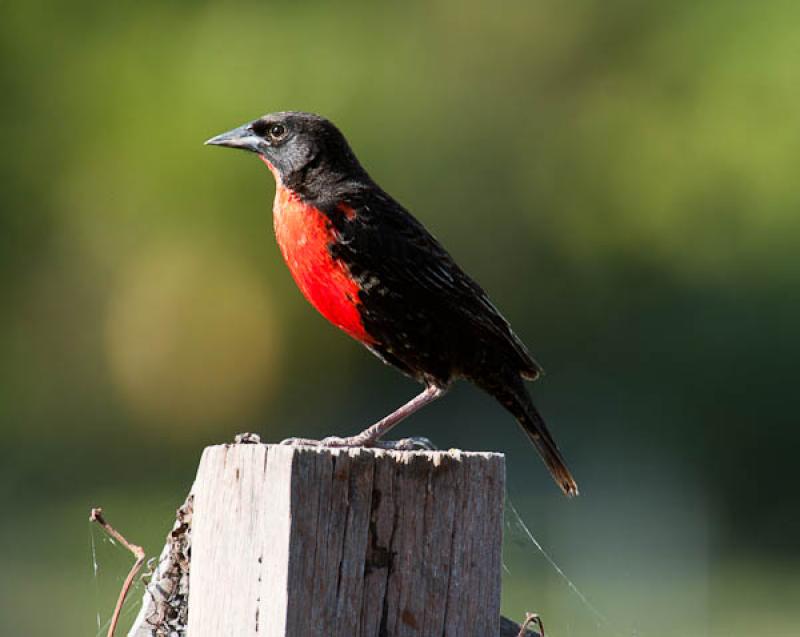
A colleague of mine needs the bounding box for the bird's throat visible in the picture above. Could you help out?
[259,155,281,184]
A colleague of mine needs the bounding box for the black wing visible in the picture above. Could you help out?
[327,190,543,383]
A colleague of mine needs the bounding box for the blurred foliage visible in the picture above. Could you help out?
[1,0,799,635]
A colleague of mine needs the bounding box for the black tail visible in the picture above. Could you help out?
[479,374,579,497]
[516,398,579,497]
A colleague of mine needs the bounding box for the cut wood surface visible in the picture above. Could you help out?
[186,443,506,637]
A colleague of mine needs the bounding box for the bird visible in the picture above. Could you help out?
[206,112,578,496]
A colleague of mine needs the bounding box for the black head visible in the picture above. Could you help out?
[205,111,367,196]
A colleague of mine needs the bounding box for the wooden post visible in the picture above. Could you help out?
[186,443,505,637]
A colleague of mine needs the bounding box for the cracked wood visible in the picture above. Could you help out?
[187,444,505,637]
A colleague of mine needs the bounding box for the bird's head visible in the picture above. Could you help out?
[205,111,366,195]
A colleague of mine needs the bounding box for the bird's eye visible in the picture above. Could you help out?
[269,124,286,139]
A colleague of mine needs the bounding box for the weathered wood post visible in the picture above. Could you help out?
[186,443,505,637]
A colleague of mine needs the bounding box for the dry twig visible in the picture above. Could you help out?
[90,507,146,637]
[517,611,545,637]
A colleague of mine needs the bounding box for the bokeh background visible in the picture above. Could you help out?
[1,0,798,635]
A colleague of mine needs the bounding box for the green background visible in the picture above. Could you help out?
[1,1,798,635]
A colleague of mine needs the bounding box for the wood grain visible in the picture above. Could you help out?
[186,444,505,637]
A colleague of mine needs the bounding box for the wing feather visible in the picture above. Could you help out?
[329,193,543,380]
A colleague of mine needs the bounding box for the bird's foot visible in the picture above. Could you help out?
[373,436,437,450]
[279,435,436,451]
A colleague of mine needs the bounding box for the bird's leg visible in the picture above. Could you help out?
[281,384,447,449]
[329,384,447,446]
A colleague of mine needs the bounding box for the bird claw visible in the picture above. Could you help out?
[320,436,353,447]
[279,437,323,447]
[278,436,353,447]
[373,436,437,451]
[278,435,437,451]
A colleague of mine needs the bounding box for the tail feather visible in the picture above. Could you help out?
[468,372,578,497]
[478,374,579,497]
[517,400,579,497]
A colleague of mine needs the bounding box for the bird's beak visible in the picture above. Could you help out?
[205,124,263,153]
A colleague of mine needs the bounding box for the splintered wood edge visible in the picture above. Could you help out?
[207,443,505,463]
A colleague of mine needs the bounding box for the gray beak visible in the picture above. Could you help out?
[205,123,263,153]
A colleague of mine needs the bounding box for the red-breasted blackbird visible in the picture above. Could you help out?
[207,112,578,496]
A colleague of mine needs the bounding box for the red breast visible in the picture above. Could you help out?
[265,158,372,344]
